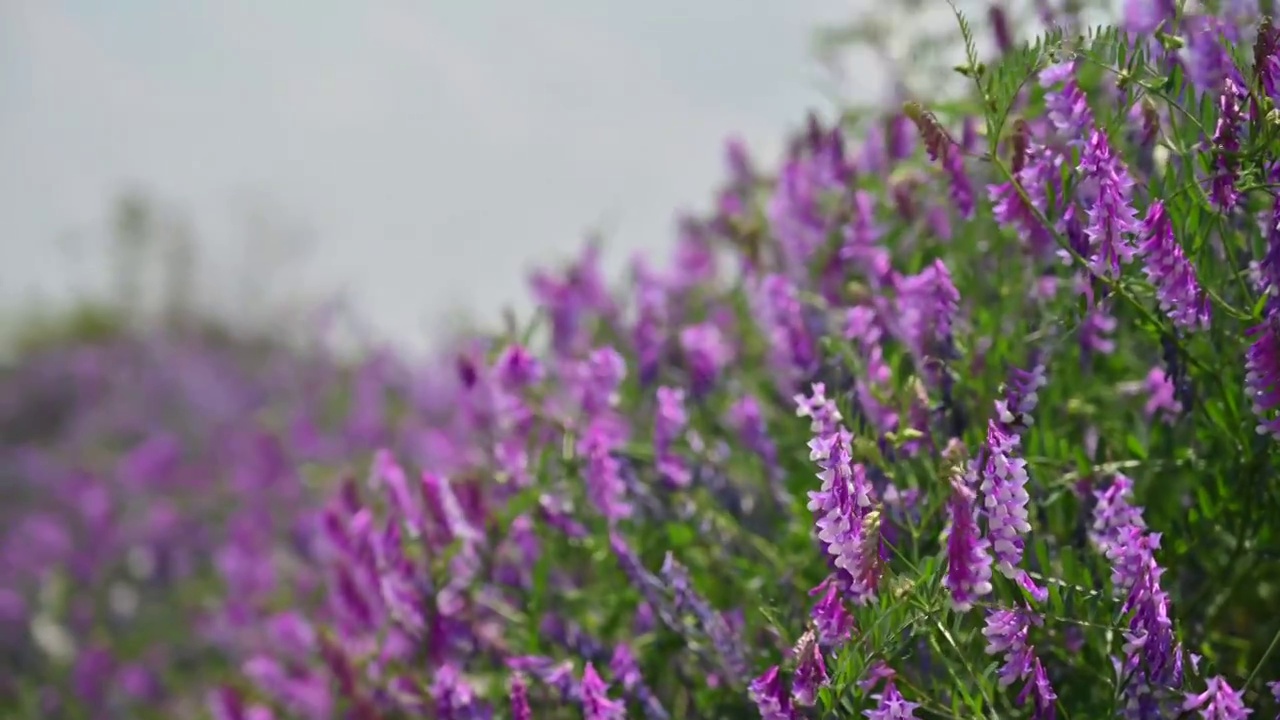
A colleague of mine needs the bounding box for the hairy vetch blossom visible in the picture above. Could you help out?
[1020,658,1058,720]
[1041,62,1095,141]
[1210,79,1245,213]
[1181,15,1242,95]
[983,607,1043,688]
[791,632,829,706]
[509,674,532,720]
[661,553,748,676]
[1139,367,1184,423]
[944,148,975,220]
[1247,305,1280,439]
[1183,676,1252,720]
[810,579,855,646]
[728,395,780,477]
[750,666,796,720]
[1078,129,1140,278]
[980,420,1032,577]
[864,680,920,719]
[631,259,670,385]
[1091,475,1179,712]
[580,663,627,720]
[577,420,633,522]
[752,274,818,386]
[807,426,881,603]
[944,475,993,611]
[1138,201,1210,330]
[679,322,733,396]
[796,383,844,438]
[1122,0,1176,35]
[654,386,691,487]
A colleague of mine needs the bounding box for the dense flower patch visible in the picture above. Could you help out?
[7,1,1280,718]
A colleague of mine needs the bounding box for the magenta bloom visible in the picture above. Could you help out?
[1137,201,1209,331]
[980,420,1031,577]
[983,607,1041,687]
[580,663,627,720]
[1184,676,1252,720]
[944,476,993,611]
[1246,310,1280,439]
[1078,129,1140,278]
[864,680,920,719]
[749,666,796,720]
[1210,79,1245,213]
[790,637,829,707]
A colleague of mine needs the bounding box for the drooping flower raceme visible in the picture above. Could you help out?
[943,474,993,611]
[1137,201,1210,331]
[580,663,627,720]
[749,666,796,720]
[864,680,920,719]
[1210,79,1246,213]
[1183,675,1252,720]
[1078,129,1140,278]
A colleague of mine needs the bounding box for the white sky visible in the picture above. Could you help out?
[0,0,884,350]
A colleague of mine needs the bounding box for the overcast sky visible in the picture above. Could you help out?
[0,0,884,350]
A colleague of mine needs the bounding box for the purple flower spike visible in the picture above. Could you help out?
[790,634,829,707]
[749,666,796,720]
[944,475,993,611]
[510,674,532,720]
[864,680,920,719]
[1184,676,1252,720]
[983,607,1041,687]
[581,663,627,720]
[1210,79,1246,213]
[1079,129,1140,279]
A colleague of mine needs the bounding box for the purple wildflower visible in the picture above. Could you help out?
[796,383,844,438]
[1139,367,1184,422]
[807,426,881,604]
[1079,129,1140,278]
[1138,201,1210,330]
[727,395,780,477]
[983,607,1041,687]
[631,259,669,385]
[753,274,818,385]
[791,633,829,706]
[578,419,632,522]
[1184,676,1252,720]
[1091,475,1179,709]
[1019,658,1058,720]
[1245,310,1280,439]
[660,553,748,676]
[944,475,993,611]
[679,322,733,396]
[810,578,855,646]
[654,386,691,488]
[1122,0,1175,34]
[581,663,627,720]
[944,146,975,219]
[1211,79,1246,213]
[1041,62,1095,141]
[980,420,1032,577]
[1181,16,1242,95]
[864,680,920,719]
[750,666,796,720]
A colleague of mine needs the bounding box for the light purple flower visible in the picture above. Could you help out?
[581,663,627,720]
[944,475,993,611]
[864,680,920,719]
[749,666,796,720]
[1184,676,1252,720]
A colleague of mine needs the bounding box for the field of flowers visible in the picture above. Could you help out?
[5,1,1280,718]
